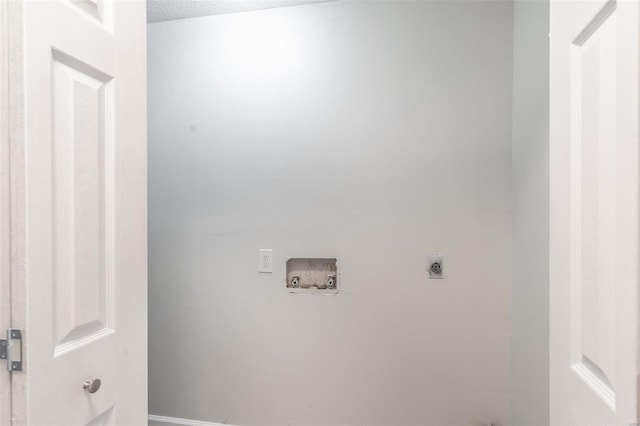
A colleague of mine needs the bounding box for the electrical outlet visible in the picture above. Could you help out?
[258,249,273,273]
[428,255,443,279]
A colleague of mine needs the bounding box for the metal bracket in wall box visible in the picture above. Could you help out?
[0,329,23,372]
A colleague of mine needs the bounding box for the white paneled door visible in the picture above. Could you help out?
[550,0,639,424]
[0,1,11,426]
[6,1,147,424]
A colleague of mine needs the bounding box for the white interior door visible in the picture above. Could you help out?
[0,1,12,425]
[550,0,639,424]
[8,1,147,424]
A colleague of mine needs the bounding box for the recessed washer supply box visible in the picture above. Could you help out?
[286,258,338,294]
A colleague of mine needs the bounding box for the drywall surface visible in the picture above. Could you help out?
[147,0,333,23]
[511,1,550,425]
[148,2,513,425]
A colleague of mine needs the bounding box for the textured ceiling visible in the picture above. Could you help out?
[147,0,333,23]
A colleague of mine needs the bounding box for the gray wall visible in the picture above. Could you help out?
[511,1,550,424]
[148,2,513,425]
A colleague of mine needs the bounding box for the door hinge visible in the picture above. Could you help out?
[0,329,23,372]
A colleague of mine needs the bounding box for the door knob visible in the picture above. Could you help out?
[83,378,101,394]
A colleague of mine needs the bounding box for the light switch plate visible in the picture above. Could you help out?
[258,249,273,273]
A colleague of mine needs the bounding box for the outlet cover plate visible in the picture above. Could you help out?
[259,249,273,273]
[428,255,444,279]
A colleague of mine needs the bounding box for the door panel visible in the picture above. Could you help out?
[550,0,639,424]
[51,48,114,354]
[569,1,617,410]
[10,1,147,424]
[67,0,112,30]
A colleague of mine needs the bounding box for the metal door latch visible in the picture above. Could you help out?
[0,329,23,372]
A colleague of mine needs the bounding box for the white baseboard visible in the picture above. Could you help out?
[148,414,232,426]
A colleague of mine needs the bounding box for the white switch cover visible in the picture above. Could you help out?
[258,249,273,273]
